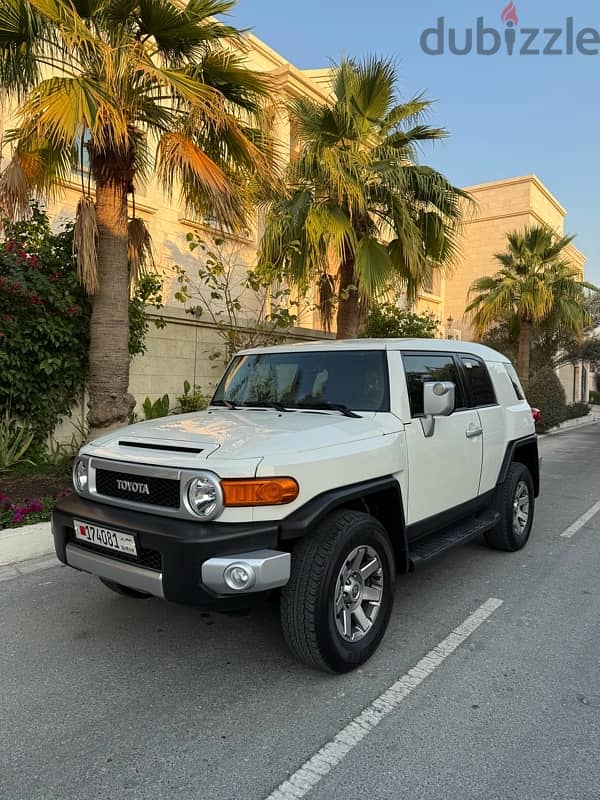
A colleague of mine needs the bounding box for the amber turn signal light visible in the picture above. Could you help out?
[221,478,299,507]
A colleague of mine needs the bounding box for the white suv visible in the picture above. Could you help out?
[53,339,539,672]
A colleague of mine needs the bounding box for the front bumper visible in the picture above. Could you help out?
[52,494,288,609]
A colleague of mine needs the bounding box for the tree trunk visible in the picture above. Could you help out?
[517,318,532,387]
[336,254,360,339]
[87,177,135,437]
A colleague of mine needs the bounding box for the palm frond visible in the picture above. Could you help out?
[0,0,47,95]
[317,272,336,332]
[18,76,129,152]
[0,150,31,220]
[73,193,98,295]
[184,50,271,112]
[128,215,154,290]
[354,236,393,298]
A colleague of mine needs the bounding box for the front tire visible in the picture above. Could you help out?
[485,462,534,552]
[280,510,395,673]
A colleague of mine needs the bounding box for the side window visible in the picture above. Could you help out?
[504,362,525,401]
[403,353,465,417]
[461,357,497,406]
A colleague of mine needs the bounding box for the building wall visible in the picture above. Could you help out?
[437,175,586,343]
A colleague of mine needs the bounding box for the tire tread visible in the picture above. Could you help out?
[281,510,388,671]
[485,462,534,552]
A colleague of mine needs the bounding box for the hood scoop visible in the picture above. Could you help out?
[118,440,204,455]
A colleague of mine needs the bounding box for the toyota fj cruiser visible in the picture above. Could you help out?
[53,339,539,672]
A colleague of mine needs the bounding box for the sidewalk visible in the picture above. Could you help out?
[0,521,53,566]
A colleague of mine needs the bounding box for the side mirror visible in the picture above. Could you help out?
[421,381,456,437]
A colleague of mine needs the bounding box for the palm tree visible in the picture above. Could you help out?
[466,226,591,385]
[0,0,272,436]
[259,56,469,339]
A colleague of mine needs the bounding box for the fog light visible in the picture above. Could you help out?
[223,563,256,591]
[73,458,88,493]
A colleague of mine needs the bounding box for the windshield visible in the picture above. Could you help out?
[212,350,389,412]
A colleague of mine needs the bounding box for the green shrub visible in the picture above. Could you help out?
[361,304,440,339]
[564,402,590,421]
[142,394,170,420]
[589,390,600,404]
[0,415,35,471]
[176,381,209,413]
[0,206,90,448]
[128,273,166,357]
[527,367,567,431]
[0,205,165,447]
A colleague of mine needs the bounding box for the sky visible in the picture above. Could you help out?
[229,0,600,284]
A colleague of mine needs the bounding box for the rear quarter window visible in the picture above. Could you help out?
[503,363,526,401]
[460,356,497,406]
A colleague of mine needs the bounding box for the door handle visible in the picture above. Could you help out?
[465,425,483,439]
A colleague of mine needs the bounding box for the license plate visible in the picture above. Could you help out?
[74,519,138,557]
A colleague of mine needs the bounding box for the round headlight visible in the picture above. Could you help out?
[187,474,223,520]
[73,458,88,492]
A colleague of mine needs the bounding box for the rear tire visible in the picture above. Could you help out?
[99,578,151,599]
[485,463,534,552]
[280,509,395,673]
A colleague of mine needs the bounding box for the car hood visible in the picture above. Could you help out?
[84,408,395,466]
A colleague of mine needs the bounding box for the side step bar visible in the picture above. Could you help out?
[408,511,499,567]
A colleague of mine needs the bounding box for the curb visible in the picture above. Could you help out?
[538,415,597,437]
[0,554,61,583]
[0,521,54,566]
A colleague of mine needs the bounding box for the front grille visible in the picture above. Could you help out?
[95,468,180,509]
[70,534,163,572]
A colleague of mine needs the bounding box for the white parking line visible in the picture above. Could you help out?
[560,499,600,539]
[264,597,504,800]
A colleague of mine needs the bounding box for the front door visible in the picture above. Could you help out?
[402,352,483,526]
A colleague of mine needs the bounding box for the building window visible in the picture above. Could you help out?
[74,128,91,174]
[422,264,434,294]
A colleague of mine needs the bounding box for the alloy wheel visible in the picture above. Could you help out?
[512,479,530,536]
[334,545,384,642]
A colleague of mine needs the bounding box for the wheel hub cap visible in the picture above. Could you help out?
[512,480,530,536]
[334,546,384,642]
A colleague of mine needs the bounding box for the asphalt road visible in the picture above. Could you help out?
[1,425,600,800]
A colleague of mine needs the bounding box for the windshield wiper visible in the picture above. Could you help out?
[293,402,362,418]
[241,401,291,413]
[211,399,238,409]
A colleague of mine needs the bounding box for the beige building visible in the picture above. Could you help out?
[436,175,586,342]
[0,33,590,418]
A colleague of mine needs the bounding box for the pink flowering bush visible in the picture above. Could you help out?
[0,492,70,528]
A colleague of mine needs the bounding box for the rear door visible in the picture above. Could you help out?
[401,352,484,526]
[459,354,504,495]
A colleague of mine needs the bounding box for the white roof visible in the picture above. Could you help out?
[239,338,510,362]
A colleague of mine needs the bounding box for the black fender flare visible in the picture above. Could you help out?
[497,434,540,497]
[279,476,409,573]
